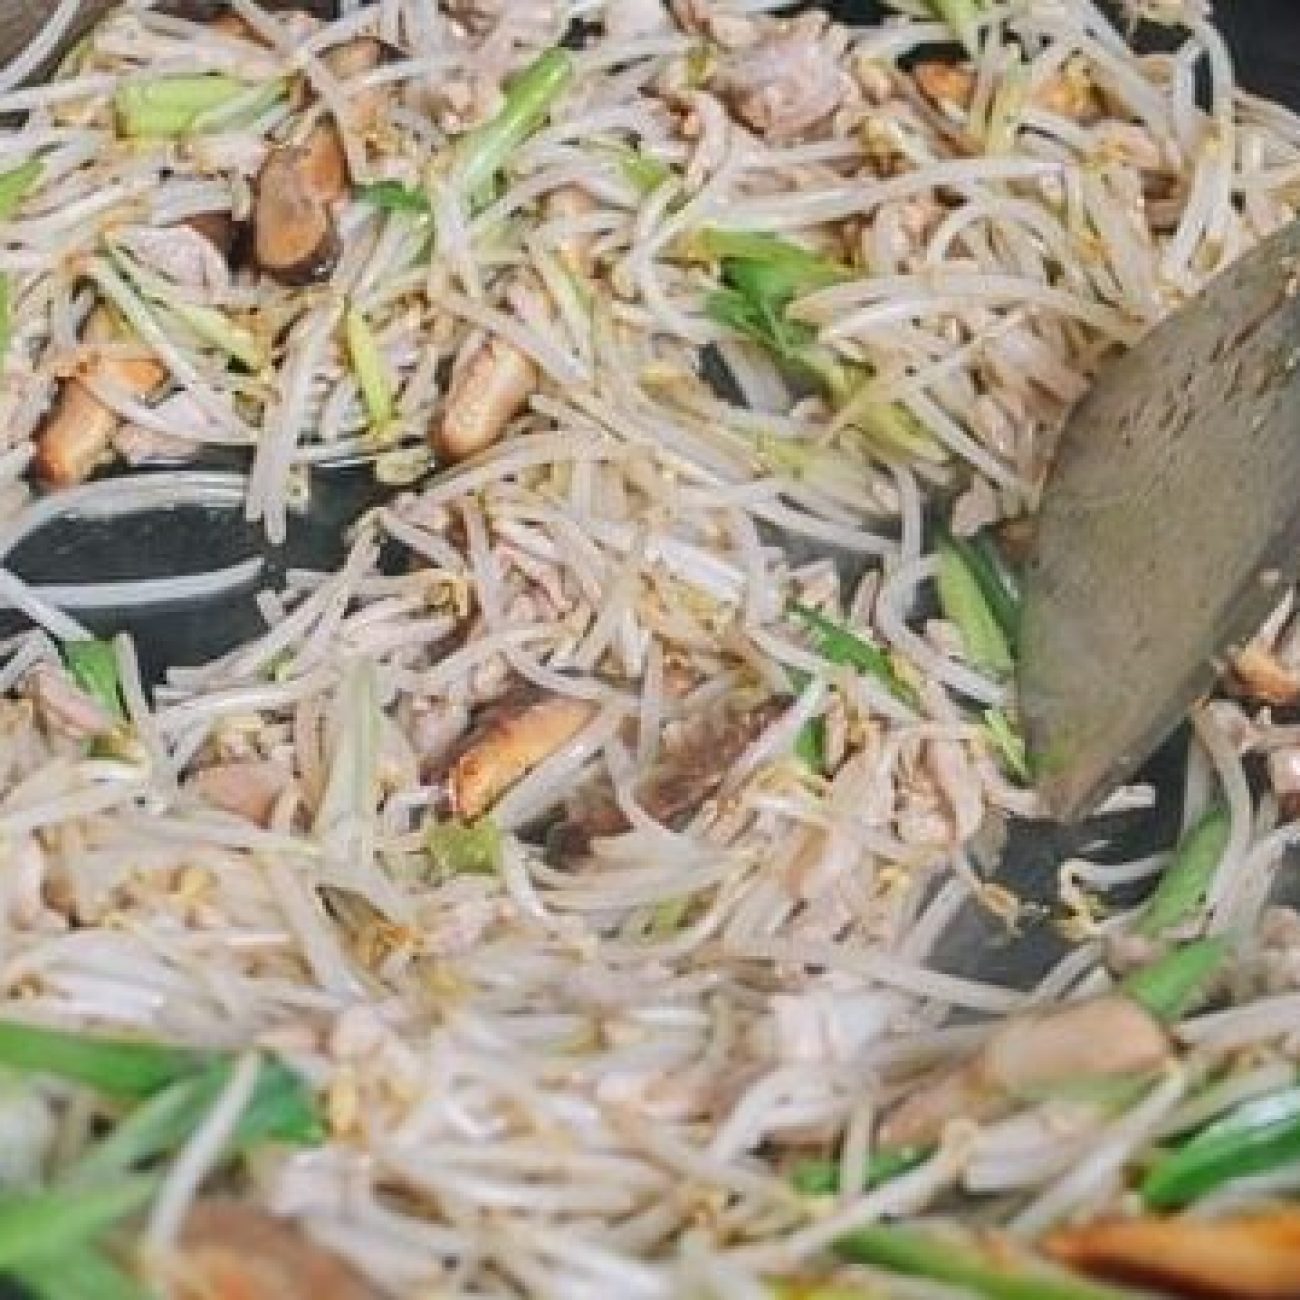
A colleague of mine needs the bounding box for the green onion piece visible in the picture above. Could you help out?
[834,1224,1143,1300]
[0,1176,158,1271]
[168,299,264,371]
[71,1057,322,1185]
[9,1245,151,1300]
[648,896,691,937]
[706,283,840,393]
[602,142,674,196]
[345,307,396,432]
[841,395,945,464]
[794,717,826,774]
[0,160,42,221]
[426,818,504,876]
[1143,1084,1300,1209]
[937,536,1014,678]
[690,229,853,296]
[188,78,286,135]
[938,527,1020,649]
[233,1057,325,1150]
[705,255,935,465]
[454,48,574,199]
[0,274,10,364]
[1134,806,1230,938]
[61,639,126,722]
[1121,936,1230,1023]
[983,708,1029,782]
[789,601,916,706]
[68,1073,214,1184]
[930,0,988,55]
[0,1021,206,1100]
[104,241,263,371]
[115,75,255,138]
[790,1145,930,1196]
[356,180,431,214]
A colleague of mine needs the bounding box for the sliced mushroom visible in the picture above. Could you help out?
[1048,1209,1300,1299]
[435,335,539,462]
[252,37,384,286]
[913,60,1101,122]
[34,307,167,488]
[164,1200,379,1300]
[448,691,598,821]
[253,145,342,286]
[556,698,789,850]
[879,994,1172,1147]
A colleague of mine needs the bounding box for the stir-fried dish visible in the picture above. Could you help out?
[4,0,1300,1296]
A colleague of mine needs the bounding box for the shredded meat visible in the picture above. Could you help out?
[24,665,116,742]
[712,11,854,141]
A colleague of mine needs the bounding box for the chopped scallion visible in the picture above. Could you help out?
[0,1176,158,1271]
[454,49,574,200]
[790,1145,930,1196]
[115,75,258,139]
[356,180,431,214]
[834,1223,1141,1300]
[983,708,1029,782]
[61,639,125,723]
[602,142,675,196]
[0,160,42,221]
[1121,936,1230,1023]
[345,307,396,433]
[1142,1083,1300,1209]
[0,1019,205,1100]
[789,601,916,706]
[1134,806,1230,938]
[426,818,504,876]
[937,536,1014,678]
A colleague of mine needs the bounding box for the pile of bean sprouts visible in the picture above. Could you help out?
[3,1,1300,1296]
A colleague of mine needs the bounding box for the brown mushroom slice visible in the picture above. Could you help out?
[880,994,1171,1147]
[251,37,385,285]
[294,39,387,207]
[557,698,790,850]
[434,335,539,462]
[34,308,167,488]
[166,1200,379,1300]
[1048,1209,1300,1299]
[253,144,341,286]
[449,692,598,821]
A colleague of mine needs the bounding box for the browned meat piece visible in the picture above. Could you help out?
[880,995,1172,1147]
[1048,1209,1300,1299]
[34,307,167,487]
[448,691,598,821]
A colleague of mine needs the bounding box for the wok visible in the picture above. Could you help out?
[0,0,1295,1184]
